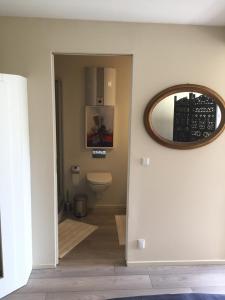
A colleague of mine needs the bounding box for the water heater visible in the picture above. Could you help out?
[85,67,116,106]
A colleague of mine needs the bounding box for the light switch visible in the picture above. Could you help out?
[140,157,150,167]
[137,239,146,249]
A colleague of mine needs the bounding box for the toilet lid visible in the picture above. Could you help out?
[86,172,112,184]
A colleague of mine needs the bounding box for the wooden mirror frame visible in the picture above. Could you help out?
[144,84,225,149]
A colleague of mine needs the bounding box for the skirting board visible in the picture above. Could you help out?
[33,260,225,269]
[126,260,225,267]
[32,264,56,270]
[95,204,126,207]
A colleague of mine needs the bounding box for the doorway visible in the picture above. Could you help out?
[53,54,133,265]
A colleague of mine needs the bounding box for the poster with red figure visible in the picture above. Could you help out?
[85,106,114,148]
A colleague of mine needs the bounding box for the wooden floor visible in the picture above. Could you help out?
[115,215,126,246]
[59,219,98,259]
[60,206,126,265]
[4,207,225,300]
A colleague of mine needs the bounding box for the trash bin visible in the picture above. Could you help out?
[74,194,87,218]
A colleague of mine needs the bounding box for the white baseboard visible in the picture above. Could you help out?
[32,264,56,270]
[95,204,126,207]
[126,260,225,266]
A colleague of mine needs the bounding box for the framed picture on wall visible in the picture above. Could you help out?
[85,106,114,148]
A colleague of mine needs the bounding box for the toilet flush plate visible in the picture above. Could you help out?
[92,149,106,158]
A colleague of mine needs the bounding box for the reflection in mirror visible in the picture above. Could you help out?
[151,92,221,142]
[0,214,3,277]
[144,84,225,149]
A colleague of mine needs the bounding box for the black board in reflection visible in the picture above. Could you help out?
[173,93,217,142]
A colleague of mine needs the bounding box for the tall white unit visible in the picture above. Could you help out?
[85,67,116,105]
[0,74,32,298]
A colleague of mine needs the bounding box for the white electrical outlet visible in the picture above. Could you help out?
[137,239,145,249]
[140,157,150,167]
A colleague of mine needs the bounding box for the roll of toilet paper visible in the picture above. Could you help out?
[71,165,80,174]
[72,173,80,186]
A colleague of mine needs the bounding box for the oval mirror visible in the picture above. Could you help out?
[144,84,225,149]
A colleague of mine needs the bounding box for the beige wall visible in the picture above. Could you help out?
[54,55,131,207]
[0,17,225,266]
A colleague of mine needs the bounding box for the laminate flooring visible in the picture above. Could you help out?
[58,219,98,259]
[115,215,126,246]
[59,206,126,265]
[4,207,225,300]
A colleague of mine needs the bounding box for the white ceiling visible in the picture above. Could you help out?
[0,0,225,26]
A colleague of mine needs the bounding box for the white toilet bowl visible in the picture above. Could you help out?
[86,172,112,198]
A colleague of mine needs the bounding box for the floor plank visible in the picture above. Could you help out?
[150,272,225,289]
[31,265,115,279]
[45,288,192,300]
[17,275,152,293]
[114,265,149,275]
[3,293,46,300]
[115,215,126,246]
[148,265,225,275]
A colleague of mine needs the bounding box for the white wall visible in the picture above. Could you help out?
[54,55,131,207]
[0,17,225,266]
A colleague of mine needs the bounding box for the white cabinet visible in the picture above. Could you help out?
[0,74,32,298]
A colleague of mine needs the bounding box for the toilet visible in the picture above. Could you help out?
[86,172,112,198]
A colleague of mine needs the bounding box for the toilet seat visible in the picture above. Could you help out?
[86,172,112,185]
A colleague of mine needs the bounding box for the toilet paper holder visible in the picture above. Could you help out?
[71,165,80,186]
[71,165,80,174]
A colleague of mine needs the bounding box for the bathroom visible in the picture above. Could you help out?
[54,54,132,264]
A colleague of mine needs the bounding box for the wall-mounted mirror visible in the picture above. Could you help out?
[144,84,225,149]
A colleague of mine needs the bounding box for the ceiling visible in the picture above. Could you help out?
[0,0,225,26]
